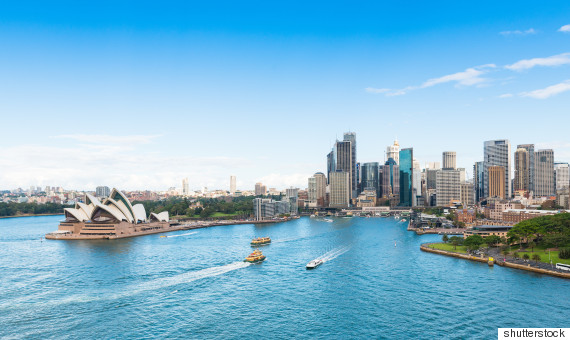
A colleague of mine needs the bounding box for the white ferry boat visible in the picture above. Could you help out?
[306,259,323,269]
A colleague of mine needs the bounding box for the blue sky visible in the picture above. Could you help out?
[1,1,570,191]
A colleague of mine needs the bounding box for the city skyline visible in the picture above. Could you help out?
[1,2,570,190]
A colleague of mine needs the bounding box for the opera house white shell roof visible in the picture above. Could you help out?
[64,188,169,224]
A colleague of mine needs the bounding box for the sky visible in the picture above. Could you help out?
[1,1,570,191]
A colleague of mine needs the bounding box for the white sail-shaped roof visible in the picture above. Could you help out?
[132,204,147,223]
[64,208,89,222]
[149,211,169,222]
[91,204,128,222]
[85,193,101,206]
[103,198,135,223]
[108,189,136,223]
[76,202,94,218]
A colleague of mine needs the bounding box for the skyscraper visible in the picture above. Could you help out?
[442,151,456,170]
[255,182,265,196]
[514,148,530,192]
[554,163,570,192]
[313,172,327,207]
[517,144,535,193]
[484,140,511,199]
[436,169,461,206]
[326,149,336,184]
[535,149,555,197]
[329,170,350,208]
[335,140,354,199]
[386,140,400,164]
[399,148,413,207]
[381,158,399,197]
[473,161,484,202]
[230,175,236,194]
[361,162,380,197]
[488,166,506,199]
[95,186,110,198]
[343,132,357,199]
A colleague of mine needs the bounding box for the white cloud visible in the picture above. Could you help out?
[520,80,570,99]
[366,64,495,97]
[559,25,570,33]
[500,28,536,36]
[498,93,513,98]
[258,173,312,189]
[505,53,570,71]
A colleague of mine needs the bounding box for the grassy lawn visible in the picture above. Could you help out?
[503,246,570,265]
[210,212,239,218]
[428,243,468,254]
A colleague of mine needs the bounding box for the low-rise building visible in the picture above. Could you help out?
[463,225,512,239]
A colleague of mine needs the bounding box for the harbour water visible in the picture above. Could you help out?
[1,215,568,339]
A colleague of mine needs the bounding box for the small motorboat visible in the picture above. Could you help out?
[306,259,323,269]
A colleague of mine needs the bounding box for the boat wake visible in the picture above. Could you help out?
[165,231,198,238]
[316,245,351,263]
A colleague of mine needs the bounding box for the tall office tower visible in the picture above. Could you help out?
[457,168,466,183]
[335,140,354,199]
[182,178,189,196]
[308,177,317,203]
[381,158,399,197]
[313,172,327,206]
[230,176,236,194]
[412,159,422,206]
[442,151,457,170]
[535,149,555,196]
[285,188,299,214]
[399,148,413,207]
[361,162,380,197]
[95,186,110,198]
[554,163,570,191]
[356,162,361,194]
[460,183,474,206]
[436,169,461,206]
[517,144,535,193]
[426,162,440,170]
[473,161,484,202]
[484,140,511,199]
[343,132,357,198]
[329,170,350,208]
[514,148,530,192]
[255,182,265,196]
[426,169,438,190]
[326,149,336,184]
[386,140,400,164]
[488,166,506,199]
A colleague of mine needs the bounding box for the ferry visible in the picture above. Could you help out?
[160,235,167,238]
[306,259,323,269]
[251,237,271,246]
[323,218,333,223]
[244,249,266,263]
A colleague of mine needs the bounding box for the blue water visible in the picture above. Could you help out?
[0,216,568,339]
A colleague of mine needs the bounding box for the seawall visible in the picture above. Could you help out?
[420,243,570,280]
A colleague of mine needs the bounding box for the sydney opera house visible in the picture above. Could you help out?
[46,188,172,240]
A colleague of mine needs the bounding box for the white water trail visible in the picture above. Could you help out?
[315,245,351,263]
[165,231,198,238]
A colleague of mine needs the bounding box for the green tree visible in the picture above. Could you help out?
[523,253,530,261]
[513,252,519,259]
[532,254,541,264]
[449,236,462,250]
[442,234,449,244]
[485,235,501,247]
[464,235,484,252]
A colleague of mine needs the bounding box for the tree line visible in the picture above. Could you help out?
[134,196,256,219]
[0,202,73,217]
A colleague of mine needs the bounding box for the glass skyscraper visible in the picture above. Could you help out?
[399,148,413,207]
[473,161,484,202]
[361,162,380,197]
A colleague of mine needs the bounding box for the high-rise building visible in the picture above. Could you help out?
[554,163,570,192]
[514,148,530,192]
[412,159,422,206]
[488,166,506,199]
[425,162,440,170]
[535,149,555,197]
[426,169,438,190]
[343,132,357,198]
[361,162,380,198]
[473,161,484,202]
[313,172,327,206]
[230,176,236,194]
[308,177,317,203]
[335,140,355,199]
[95,186,110,198]
[484,140,511,199]
[399,148,413,207]
[255,182,265,196]
[517,144,535,193]
[460,183,474,207]
[386,140,400,165]
[329,170,350,208]
[381,158,399,197]
[326,149,336,184]
[442,151,456,170]
[436,169,461,206]
[182,178,189,196]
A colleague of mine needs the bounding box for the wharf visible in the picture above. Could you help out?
[408,226,464,235]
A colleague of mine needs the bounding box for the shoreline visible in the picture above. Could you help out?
[420,243,570,280]
[0,213,63,219]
